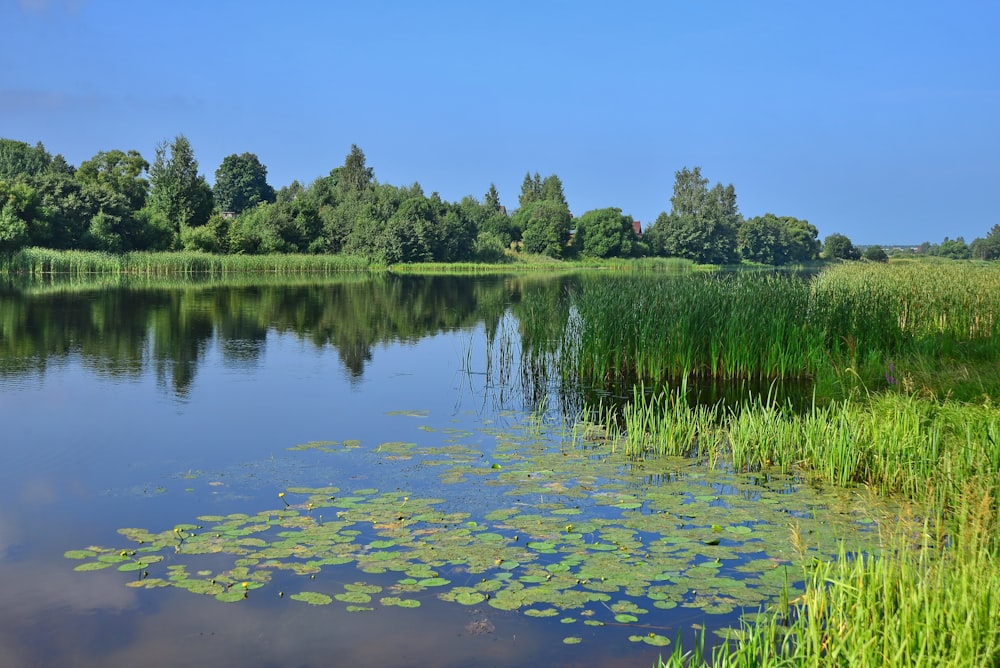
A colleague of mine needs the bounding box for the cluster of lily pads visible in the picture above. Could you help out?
[66,412,888,646]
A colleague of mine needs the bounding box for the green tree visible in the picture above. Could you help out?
[646,167,740,264]
[540,174,567,208]
[823,233,861,260]
[670,166,709,217]
[470,189,515,256]
[0,139,52,180]
[738,214,785,264]
[227,201,301,254]
[970,225,1000,260]
[518,172,542,207]
[340,144,374,196]
[48,154,75,176]
[782,217,821,262]
[0,180,42,253]
[484,183,502,212]
[863,245,889,263]
[514,199,571,258]
[77,149,150,212]
[575,207,635,258]
[147,135,213,248]
[213,152,275,214]
[26,172,92,248]
[936,236,971,259]
[739,214,819,265]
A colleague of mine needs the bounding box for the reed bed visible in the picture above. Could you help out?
[611,387,1000,507]
[564,273,827,383]
[550,263,1000,391]
[813,262,1000,345]
[1,248,375,276]
[8,271,377,296]
[660,484,1000,668]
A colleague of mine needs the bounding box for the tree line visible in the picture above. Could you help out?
[3,136,998,264]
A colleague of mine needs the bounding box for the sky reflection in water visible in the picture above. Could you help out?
[0,276,885,667]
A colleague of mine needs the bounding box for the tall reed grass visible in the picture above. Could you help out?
[1,248,375,276]
[662,483,1000,667]
[610,386,1000,508]
[564,273,827,383]
[546,263,1000,391]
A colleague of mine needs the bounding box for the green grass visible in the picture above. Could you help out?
[511,263,1000,400]
[561,272,827,383]
[613,386,999,508]
[658,484,1000,668]
[1,248,376,276]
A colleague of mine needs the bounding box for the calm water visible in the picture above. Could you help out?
[0,274,882,667]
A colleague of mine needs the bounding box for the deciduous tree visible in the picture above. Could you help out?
[970,225,1000,260]
[647,167,740,264]
[213,152,275,214]
[147,135,213,248]
[575,207,635,258]
[77,149,150,212]
[0,139,52,180]
[514,199,571,258]
[823,233,861,260]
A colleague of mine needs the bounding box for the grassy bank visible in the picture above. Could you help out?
[1,247,376,276]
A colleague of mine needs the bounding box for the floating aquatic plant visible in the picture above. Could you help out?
[66,413,889,642]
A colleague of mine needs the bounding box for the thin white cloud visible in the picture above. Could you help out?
[17,0,87,14]
[0,88,105,113]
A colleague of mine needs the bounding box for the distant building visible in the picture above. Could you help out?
[632,220,642,237]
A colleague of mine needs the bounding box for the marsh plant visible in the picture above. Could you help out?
[504,263,1000,401]
[661,483,1000,667]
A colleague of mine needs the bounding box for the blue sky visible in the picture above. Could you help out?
[2,0,998,245]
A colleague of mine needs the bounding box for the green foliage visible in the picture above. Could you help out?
[738,214,820,265]
[213,152,275,214]
[971,225,1000,260]
[539,174,567,207]
[227,201,310,254]
[148,135,214,248]
[76,149,150,212]
[646,168,740,264]
[863,245,889,262]
[518,172,566,210]
[0,179,43,253]
[340,144,374,196]
[514,200,572,258]
[0,138,52,180]
[518,171,543,207]
[935,236,971,259]
[484,183,502,211]
[574,207,635,258]
[822,232,861,260]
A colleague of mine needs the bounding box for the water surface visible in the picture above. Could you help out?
[0,275,885,667]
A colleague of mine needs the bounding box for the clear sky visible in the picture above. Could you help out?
[2,0,998,245]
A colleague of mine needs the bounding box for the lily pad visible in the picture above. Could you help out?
[290,592,332,605]
[455,591,486,605]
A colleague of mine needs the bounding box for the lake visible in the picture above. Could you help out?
[0,274,886,667]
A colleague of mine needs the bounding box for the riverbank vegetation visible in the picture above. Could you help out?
[561,263,1000,666]
[4,137,1000,271]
